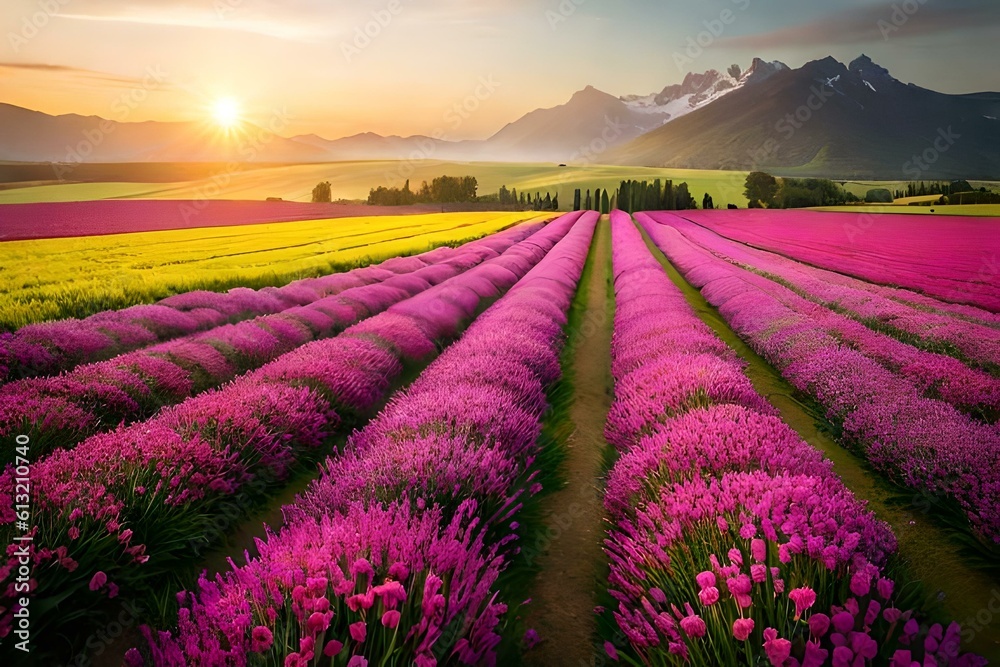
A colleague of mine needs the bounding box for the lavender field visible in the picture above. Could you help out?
[2,206,999,666]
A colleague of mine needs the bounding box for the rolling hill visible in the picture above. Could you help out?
[608,55,1000,179]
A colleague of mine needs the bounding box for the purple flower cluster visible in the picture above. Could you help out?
[658,217,1000,411]
[0,215,578,650]
[0,222,545,383]
[638,213,1000,547]
[138,502,509,667]
[0,224,544,464]
[128,212,599,665]
[600,211,984,666]
[680,209,1000,314]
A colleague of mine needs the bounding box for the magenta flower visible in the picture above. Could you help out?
[698,586,720,606]
[123,648,144,667]
[347,657,368,667]
[788,586,817,620]
[877,577,895,600]
[728,548,744,566]
[604,641,619,661]
[695,571,716,589]
[832,611,856,634]
[323,640,343,657]
[381,610,401,629]
[803,641,829,667]
[523,629,540,648]
[679,615,707,638]
[732,618,755,641]
[763,628,792,666]
[727,574,751,596]
[832,646,854,667]
[307,611,330,634]
[88,571,107,591]
[349,621,367,643]
[251,625,274,653]
[808,613,831,638]
[751,538,766,563]
[740,523,757,539]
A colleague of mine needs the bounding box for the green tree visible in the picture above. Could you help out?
[728,64,742,79]
[311,181,332,203]
[744,171,778,208]
[601,189,610,214]
[865,188,894,203]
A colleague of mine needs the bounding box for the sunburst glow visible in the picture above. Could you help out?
[211,97,241,129]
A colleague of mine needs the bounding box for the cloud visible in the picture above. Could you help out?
[55,1,330,42]
[718,1,1000,48]
[0,62,154,87]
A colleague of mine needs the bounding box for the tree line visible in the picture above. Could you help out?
[743,172,859,209]
[572,180,709,214]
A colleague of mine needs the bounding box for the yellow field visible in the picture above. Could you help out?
[0,211,547,329]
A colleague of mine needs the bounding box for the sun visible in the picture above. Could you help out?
[211,97,242,129]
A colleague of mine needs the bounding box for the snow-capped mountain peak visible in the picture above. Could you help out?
[620,58,788,123]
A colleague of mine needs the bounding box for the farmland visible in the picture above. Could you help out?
[2,206,1000,666]
[0,211,546,329]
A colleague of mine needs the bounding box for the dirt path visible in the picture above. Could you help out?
[524,218,613,666]
[637,224,1000,662]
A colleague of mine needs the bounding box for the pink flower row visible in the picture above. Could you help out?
[0,223,543,464]
[638,213,1000,548]
[129,212,599,665]
[659,216,1000,408]
[0,222,543,383]
[599,210,984,666]
[0,213,582,656]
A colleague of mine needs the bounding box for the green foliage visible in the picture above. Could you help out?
[865,188,894,203]
[744,171,779,208]
[310,181,332,203]
[367,175,479,206]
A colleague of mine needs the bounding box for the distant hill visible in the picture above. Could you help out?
[608,55,1000,179]
[3,54,998,178]
[484,85,671,162]
[0,104,329,163]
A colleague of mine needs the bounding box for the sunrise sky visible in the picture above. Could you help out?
[2,0,999,140]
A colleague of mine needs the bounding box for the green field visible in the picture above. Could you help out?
[2,162,998,217]
[0,161,752,207]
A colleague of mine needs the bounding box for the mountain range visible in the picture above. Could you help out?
[2,55,998,179]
